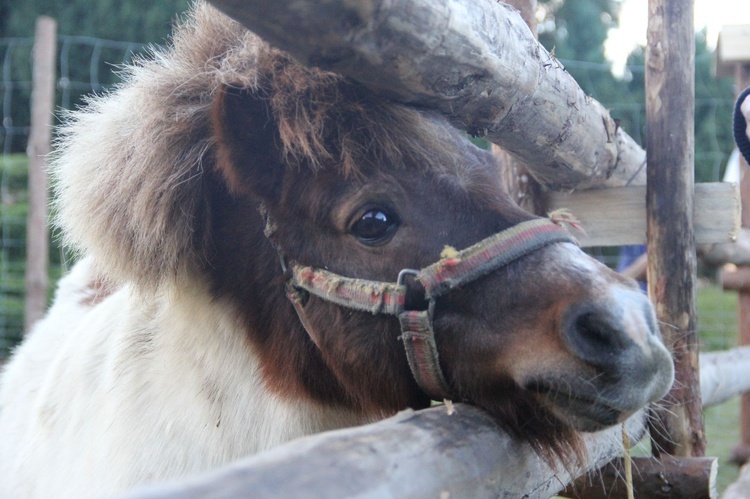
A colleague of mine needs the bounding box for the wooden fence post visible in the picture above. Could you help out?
[645,0,706,457]
[24,16,57,333]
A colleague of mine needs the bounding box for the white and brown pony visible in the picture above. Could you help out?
[0,3,673,497]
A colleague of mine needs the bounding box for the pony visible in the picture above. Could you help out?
[0,3,674,496]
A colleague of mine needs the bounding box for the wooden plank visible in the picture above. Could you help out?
[544,182,739,247]
[205,0,648,190]
[718,25,750,63]
[721,266,750,292]
[24,16,56,333]
[700,228,750,267]
[124,404,649,499]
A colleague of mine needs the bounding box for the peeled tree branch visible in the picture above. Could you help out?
[126,405,650,499]
[124,348,749,498]
[206,0,647,190]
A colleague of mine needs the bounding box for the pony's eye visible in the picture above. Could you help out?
[350,208,398,245]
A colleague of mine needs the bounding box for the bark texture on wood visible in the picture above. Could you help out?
[206,0,647,190]
[493,0,544,215]
[120,348,747,499]
[124,405,648,499]
[645,0,705,458]
[560,456,718,499]
[24,16,56,333]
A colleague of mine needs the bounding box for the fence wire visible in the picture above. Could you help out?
[0,35,146,355]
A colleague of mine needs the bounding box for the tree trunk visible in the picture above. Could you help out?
[206,0,647,190]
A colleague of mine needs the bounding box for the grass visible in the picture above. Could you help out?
[705,397,741,493]
[1,153,65,357]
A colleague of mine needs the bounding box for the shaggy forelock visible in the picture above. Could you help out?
[51,1,479,289]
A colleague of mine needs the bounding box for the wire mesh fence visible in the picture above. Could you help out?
[0,35,147,356]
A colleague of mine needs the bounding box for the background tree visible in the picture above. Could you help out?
[0,0,191,153]
[2,0,190,42]
[537,0,734,183]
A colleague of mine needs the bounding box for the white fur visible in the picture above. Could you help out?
[0,6,374,496]
[0,258,364,497]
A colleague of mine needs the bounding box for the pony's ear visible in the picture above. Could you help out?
[211,84,285,204]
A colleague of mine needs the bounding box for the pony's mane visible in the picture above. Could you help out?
[52,2,466,289]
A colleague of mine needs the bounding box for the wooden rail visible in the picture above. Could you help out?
[205,0,648,191]
[122,344,749,499]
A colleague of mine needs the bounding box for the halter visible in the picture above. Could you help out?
[274,216,577,401]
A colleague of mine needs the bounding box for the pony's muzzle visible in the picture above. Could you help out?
[560,287,675,418]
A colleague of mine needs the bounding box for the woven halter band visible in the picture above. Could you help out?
[283,218,577,401]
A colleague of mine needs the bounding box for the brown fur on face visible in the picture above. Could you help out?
[207,69,594,460]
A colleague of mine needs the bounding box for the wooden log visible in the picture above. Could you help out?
[700,228,750,267]
[724,460,750,499]
[645,0,705,458]
[493,0,544,215]
[560,456,718,499]
[721,266,750,292]
[24,16,56,333]
[700,346,750,407]
[123,404,649,499]
[119,345,746,499]
[545,183,739,247]
[205,0,647,190]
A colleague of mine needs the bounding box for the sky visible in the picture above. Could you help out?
[605,0,750,69]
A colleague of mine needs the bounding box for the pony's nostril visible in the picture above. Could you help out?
[574,312,616,350]
[565,307,629,366]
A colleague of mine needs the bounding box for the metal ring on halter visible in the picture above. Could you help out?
[397,268,434,316]
[397,268,419,286]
